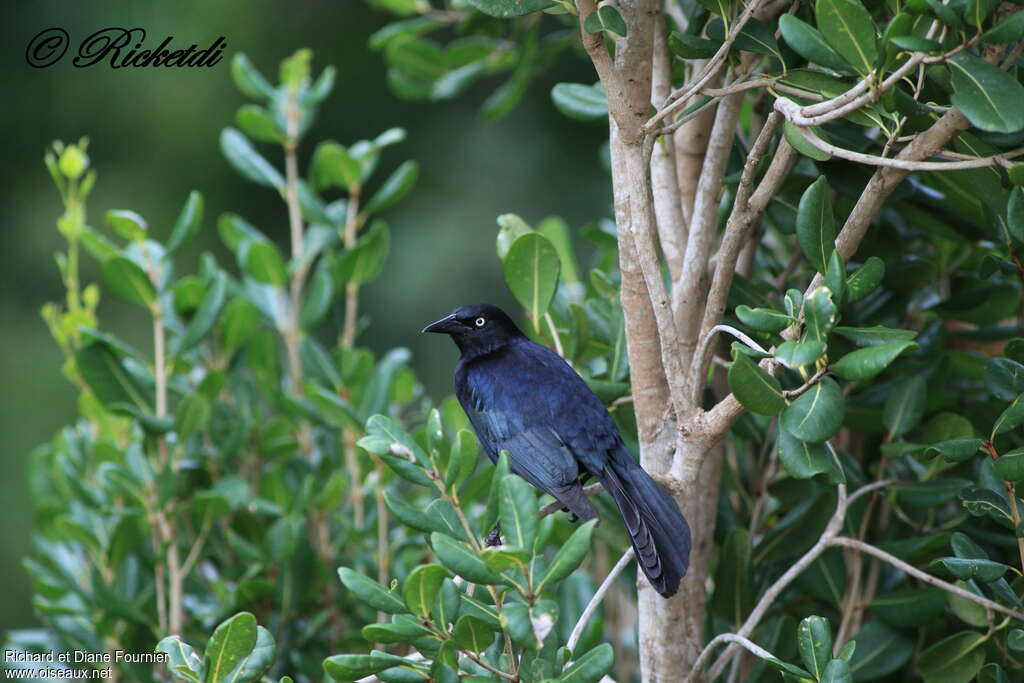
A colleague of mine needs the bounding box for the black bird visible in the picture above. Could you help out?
[423,303,691,598]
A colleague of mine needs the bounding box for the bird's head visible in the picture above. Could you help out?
[422,304,525,356]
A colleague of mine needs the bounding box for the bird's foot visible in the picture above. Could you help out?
[485,524,502,547]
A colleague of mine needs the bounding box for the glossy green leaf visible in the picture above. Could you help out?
[231,53,275,99]
[584,6,627,36]
[338,568,409,614]
[453,615,495,652]
[537,519,596,591]
[735,305,793,332]
[241,240,288,288]
[467,0,553,17]
[324,652,410,680]
[220,128,284,188]
[995,450,1024,481]
[832,325,915,346]
[822,658,852,683]
[775,340,827,368]
[155,636,205,682]
[1009,187,1024,241]
[75,341,153,414]
[831,341,917,381]
[797,177,837,274]
[364,160,418,214]
[798,618,831,679]
[235,105,284,143]
[849,621,913,681]
[785,120,832,161]
[779,15,853,73]
[311,141,361,192]
[985,358,1024,401]
[106,209,148,241]
[846,256,885,302]
[402,564,448,617]
[729,350,787,416]
[869,588,947,628]
[431,533,506,585]
[917,631,986,683]
[781,377,845,443]
[804,286,838,343]
[816,0,879,74]
[166,191,204,254]
[503,232,560,322]
[778,427,838,479]
[561,643,613,683]
[949,52,1024,134]
[930,557,1008,582]
[204,612,258,683]
[883,375,926,438]
[177,271,227,352]
[993,394,1024,436]
[499,474,538,549]
[551,83,608,122]
[102,256,156,307]
[222,625,275,683]
[711,528,754,626]
[981,11,1024,44]
[336,220,390,285]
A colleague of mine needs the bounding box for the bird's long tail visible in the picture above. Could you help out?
[597,450,691,598]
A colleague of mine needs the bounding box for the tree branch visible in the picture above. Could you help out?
[568,548,635,652]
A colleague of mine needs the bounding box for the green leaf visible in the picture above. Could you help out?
[156,636,205,682]
[993,394,1024,436]
[889,35,941,51]
[930,557,1009,582]
[561,643,613,683]
[102,256,156,307]
[978,663,1011,683]
[223,625,276,683]
[75,341,153,414]
[711,528,754,626]
[503,232,561,322]
[235,105,285,144]
[1009,187,1024,242]
[798,616,833,680]
[220,128,284,189]
[670,32,722,58]
[311,141,362,192]
[536,519,596,592]
[728,350,787,416]
[453,615,496,652]
[832,325,914,346]
[735,305,793,332]
[177,271,227,352]
[241,240,288,288]
[804,286,838,343]
[467,0,553,17]
[869,588,947,627]
[985,358,1024,400]
[917,631,987,683]
[781,377,845,443]
[821,659,852,683]
[106,209,148,241]
[501,601,535,649]
[231,53,275,99]
[402,564,449,618]
[981,11,1024,44]
[995,449,1024,481]
[816,0,879,74]
[584,6,627,36]
[166,191,204,254]
[924,437,984,463]
[831,341,917,381]
[797,177,837,274]
[431,533,507,585]
[883,375,926,438]
[846,256,885,302]
[499,474,538,549]
[204,612,258,683]
[551,83,608,122]
[775,340,827,368]
[362,619,432,644]
[300,260,334,328]
[778,427,838,479]
[785,120,832,161]
[779,15,853,73]
[364,160,419,214]
[338,568,409,614]
[175,393,211,440]
[324,652,411,680]
[336,220,390,285]
[949,52,1024,134]
[849,622,913,681]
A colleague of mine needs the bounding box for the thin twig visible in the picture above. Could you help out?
[687,633,781,683]
[568,548,635,652]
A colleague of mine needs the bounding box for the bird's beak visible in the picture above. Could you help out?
[422,314,460,334]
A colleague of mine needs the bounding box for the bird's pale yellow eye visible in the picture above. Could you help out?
[474,317,486,327]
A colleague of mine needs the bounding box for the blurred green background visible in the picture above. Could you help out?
[2,0,609,631]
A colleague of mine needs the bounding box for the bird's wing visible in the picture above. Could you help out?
[455,340,626,519]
